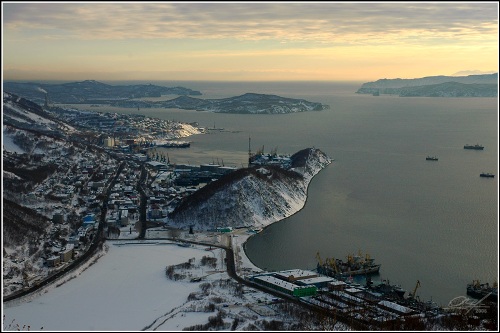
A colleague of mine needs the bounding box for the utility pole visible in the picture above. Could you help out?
[248,137,252,167]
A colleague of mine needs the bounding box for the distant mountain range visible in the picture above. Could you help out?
[110,92,329,114]
[356,73,498,97]
[452,70,496,76]
[3,80,202,105]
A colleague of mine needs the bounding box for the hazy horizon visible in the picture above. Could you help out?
[2,74,497,85]
[2,2,498,82]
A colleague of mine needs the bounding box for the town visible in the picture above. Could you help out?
[3,96,295,296]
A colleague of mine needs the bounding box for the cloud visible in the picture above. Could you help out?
[3,2,498,45]
[3,2,497,81]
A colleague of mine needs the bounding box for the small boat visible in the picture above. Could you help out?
[426,156,438,161]
[480,173,494,178]
[464,144,484,150]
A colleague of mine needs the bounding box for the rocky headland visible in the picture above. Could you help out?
[168,148,332,229]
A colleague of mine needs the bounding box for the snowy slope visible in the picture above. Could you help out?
[169,148,332,230]
[3,92,77,135]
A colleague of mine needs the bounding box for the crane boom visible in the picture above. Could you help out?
[316,251,323,266]
[411,280,421,298]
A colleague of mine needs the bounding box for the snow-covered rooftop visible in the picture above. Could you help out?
[378,300,413,314]
[254,275,299,292]
[297,275,336,285]
[274,269,318,280]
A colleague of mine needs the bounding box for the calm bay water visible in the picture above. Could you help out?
[98,81,498,306]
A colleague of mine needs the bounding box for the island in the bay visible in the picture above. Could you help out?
[111,93,328,114]
[4,80,329,114]
[356,73,498,97]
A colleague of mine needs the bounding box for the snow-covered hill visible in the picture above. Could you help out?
[3,92,76,136]
[168,148,332,230]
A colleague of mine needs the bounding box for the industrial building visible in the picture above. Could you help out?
[274,269,337,289]
[253,274,317,297]
[46,255,61,267]
[59,244,74,262]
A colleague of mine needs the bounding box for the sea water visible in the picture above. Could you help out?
[99,80,498,306]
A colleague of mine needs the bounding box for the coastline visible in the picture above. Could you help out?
[239,153,333,274]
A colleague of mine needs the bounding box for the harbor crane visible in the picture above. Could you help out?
[316,251,323,266]
[409,280,421,299]
[327,257,339,274]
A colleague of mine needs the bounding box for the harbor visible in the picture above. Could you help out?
[245,265,498,329]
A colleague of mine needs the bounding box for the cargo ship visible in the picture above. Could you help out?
[480,173,494,178]
[371,279,407,300]
[464,144,484,150]
[316,251,381,278]
[158,141,190,148]
[467,280,497,303]
[426,156,438,161]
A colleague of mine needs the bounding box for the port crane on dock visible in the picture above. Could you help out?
[409,280,421,300]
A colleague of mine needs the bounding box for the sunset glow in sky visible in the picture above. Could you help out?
[2,2,498,82]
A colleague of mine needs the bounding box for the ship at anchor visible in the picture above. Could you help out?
[464,144,484,150]
[316,251,381,278]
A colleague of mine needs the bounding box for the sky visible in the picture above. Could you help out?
[2,1,499,82]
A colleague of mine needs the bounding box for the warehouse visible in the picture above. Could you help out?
[274,269,318,282]
[253,275,317,297]
[295,275,336,289]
